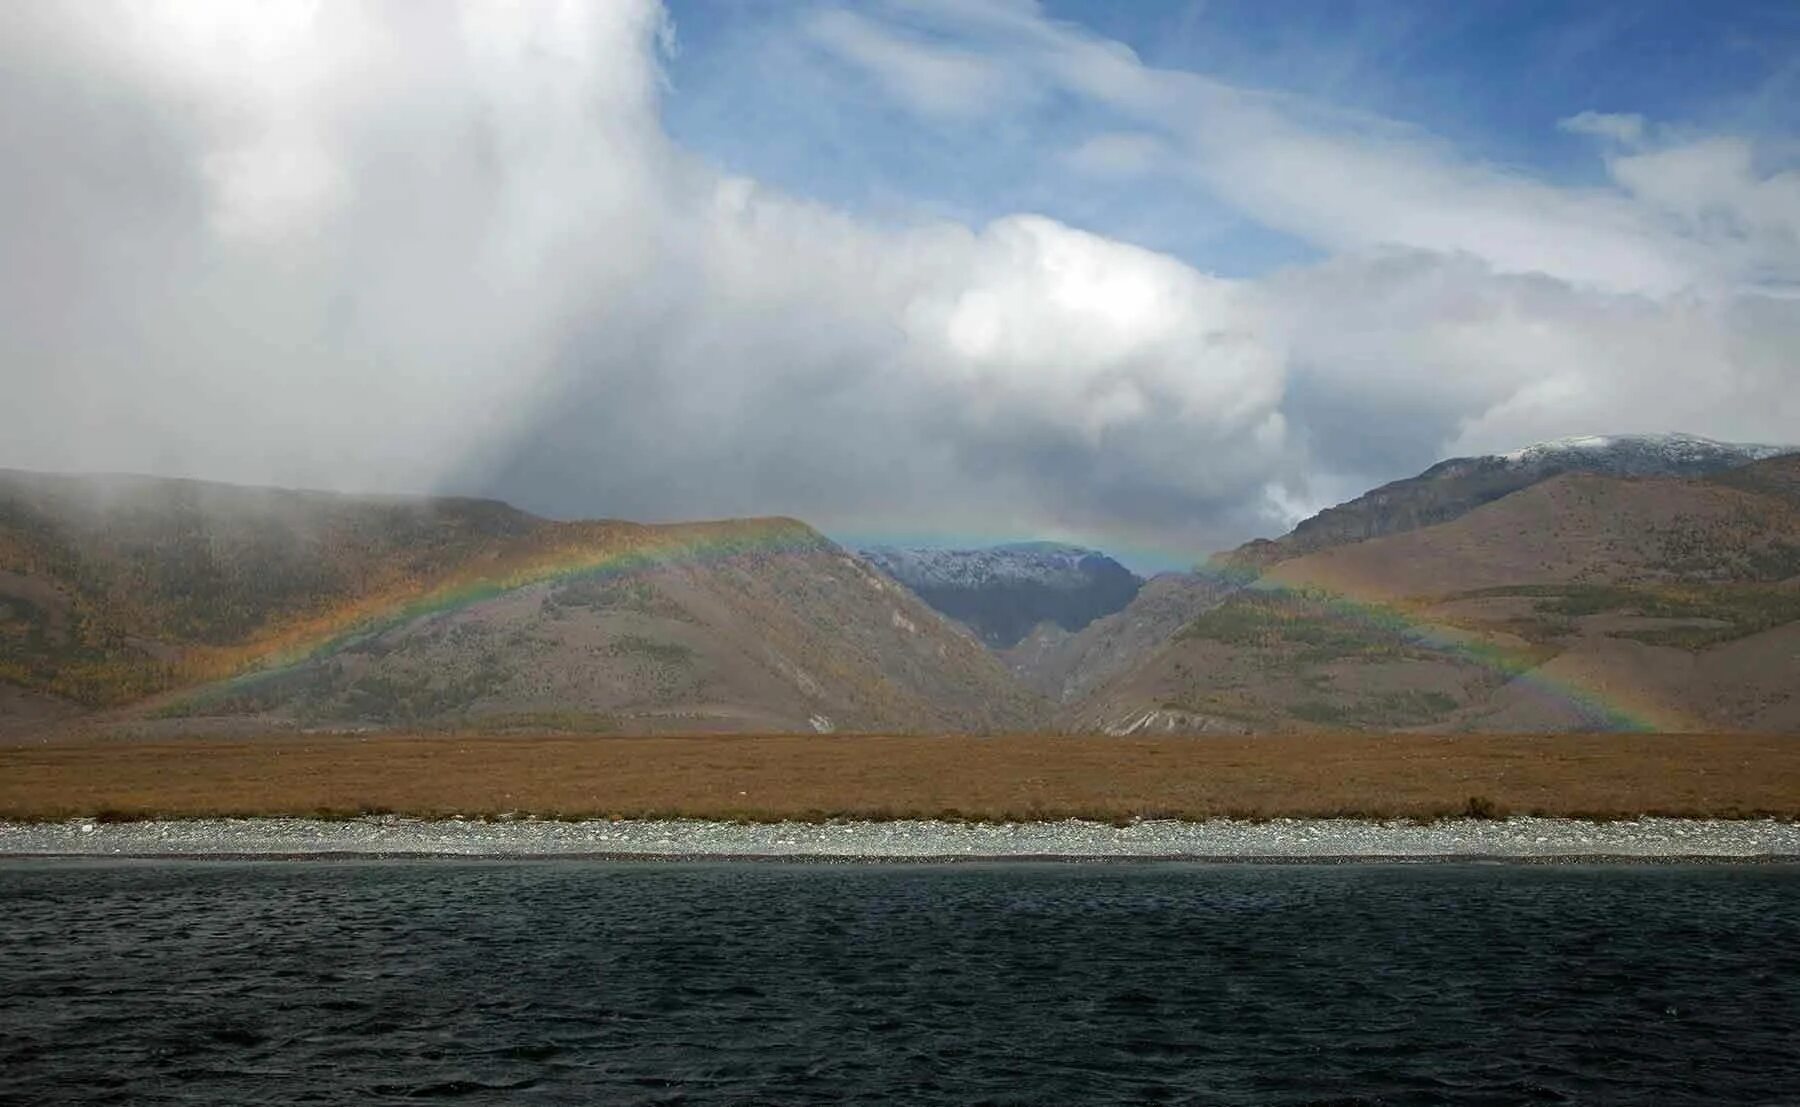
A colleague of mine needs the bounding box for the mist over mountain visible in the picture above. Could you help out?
[0,470,1044,735]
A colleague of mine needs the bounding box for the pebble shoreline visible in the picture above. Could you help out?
[3,816,1799,860]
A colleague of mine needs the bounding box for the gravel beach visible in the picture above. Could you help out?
[5,815,1798,861]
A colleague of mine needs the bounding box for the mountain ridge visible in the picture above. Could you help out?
[0,470,1045,733]
[1225,433,1796,572]
[1031,433,1799,722]
[1070,453,1800,734]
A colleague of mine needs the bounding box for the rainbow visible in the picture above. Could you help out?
[189,510,1687,730]
[1191,562,1682,732]
[837,515,1687,729]
[188,517,826,702]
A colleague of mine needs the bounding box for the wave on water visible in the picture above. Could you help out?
[2,860,1798,1105]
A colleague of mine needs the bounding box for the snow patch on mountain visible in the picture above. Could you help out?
[1496,432,1793,472]
[858,542,1145,649]
[859,542,1128,592]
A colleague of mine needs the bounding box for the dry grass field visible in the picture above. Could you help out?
[1,731,1796,823]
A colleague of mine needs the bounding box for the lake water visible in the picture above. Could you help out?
[3,860,1797,1104]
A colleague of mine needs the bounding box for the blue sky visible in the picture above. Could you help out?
[662,0,1800,281]
[661,0,1317,275]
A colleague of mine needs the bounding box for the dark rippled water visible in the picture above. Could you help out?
[3,861,1798,1105]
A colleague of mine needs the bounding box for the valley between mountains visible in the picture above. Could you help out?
[4,433,1799,740]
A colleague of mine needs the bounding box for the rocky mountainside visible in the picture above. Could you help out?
[859,543,1141,649]
[1000,572,1233,703]
[1225,433,1793,571]
[1069,454,1800,735]
[1040,432,1796,720]
[0,471,1046,735]
[9,434,1799,739]
[0,469,537,706]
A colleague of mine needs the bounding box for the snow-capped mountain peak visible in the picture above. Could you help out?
[1226,430,1799,573]
[857,543,1143,648]
[858,543,1123,591]
[1496,432,1793,472]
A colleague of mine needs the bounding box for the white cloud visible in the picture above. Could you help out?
[819,5,1726,296]
[203,132,345,242]
[803,7,1033,120]
[1271,251,1800,462]
[0,0,1796,568]
[1062,132,1170,178]
[1606,138,1800,282]
[794,2,1800,513]
[0,0,674,493]
[905,215,1282,442]
[1558,110,1646,146]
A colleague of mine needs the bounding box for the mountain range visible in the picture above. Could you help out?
[3,433,1797,737]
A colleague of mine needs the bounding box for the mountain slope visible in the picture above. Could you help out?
[1226,433,1793,571]
[1069,455,1800,734]
[0,469,538,705]
[0,471,1046,733]
[1047,432,1796,722]
[859,543,1142,649]
[1000,571,1234,702]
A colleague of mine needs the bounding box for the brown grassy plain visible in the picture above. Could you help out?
[1,731,1796,823]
